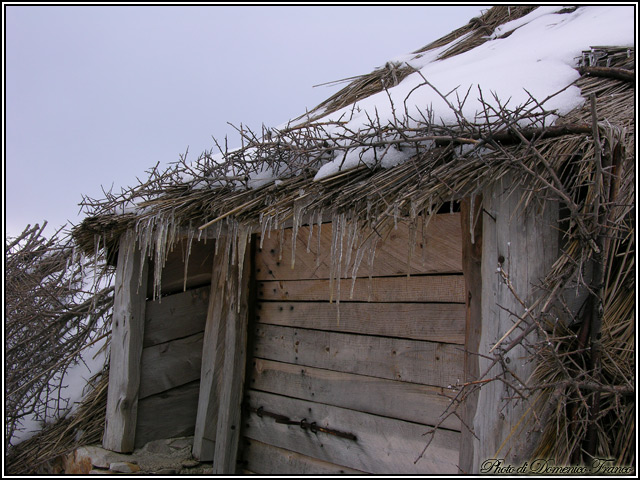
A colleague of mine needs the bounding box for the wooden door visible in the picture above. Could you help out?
[238,213,465,474]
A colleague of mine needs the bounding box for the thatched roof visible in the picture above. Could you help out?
[73,6,633,260]
[69,5,634,468]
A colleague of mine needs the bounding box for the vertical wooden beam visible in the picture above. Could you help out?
[103,230,148,452]
[471,174,558,472]
[193,238,227,460]
[193,229,253,472]
[214,228,252,473]
[458,195,483,474]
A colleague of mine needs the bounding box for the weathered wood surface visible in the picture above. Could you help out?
[253,323,463,388]
[143,286,209,347]
[135,381,200,448]
[241,438,365,474]
[243,390,460,474]
[459,196,484,474]
[256,301,465,344]
[138,332,204,399]
[472,175,558,472]
[103,231,149,453]
[249,358,460,430]
[146,238,215,297]
[255,214,462,280]
[192,239,227,461]
[257,274,466,303]
[213,230,252,474]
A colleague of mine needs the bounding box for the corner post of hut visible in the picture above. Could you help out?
[103,229,149,453]
[470,172,558,471]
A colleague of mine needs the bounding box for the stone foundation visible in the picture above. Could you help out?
[64,436,213,475]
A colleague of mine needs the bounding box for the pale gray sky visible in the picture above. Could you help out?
[5,4,488,238]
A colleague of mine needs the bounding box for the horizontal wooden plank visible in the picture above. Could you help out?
[256,302,465,344]
[139,332,204,399]
[253,324,463,388]
[243,390,460,474]
[249,359,460,430]
[135,380,200,448]
[255,214,462,280]
[241,438,365,474]
[257,275,466,303]
[147,238,215,297]
[144,286,209,347]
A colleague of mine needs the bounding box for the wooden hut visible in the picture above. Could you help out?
[73,6,635,475]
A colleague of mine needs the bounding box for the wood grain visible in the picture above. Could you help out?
[253,323,463,388]
[139,332,204,399]
[143,285,209,347]
[103,231,148,453]
[256,301,465,344]
[257,275,466,303]
[243,390,460,474]
[472,174,558,471]
[135,380,200,448]
[249,358,460,430]
[240,438,364,474]
[255,214,462,280]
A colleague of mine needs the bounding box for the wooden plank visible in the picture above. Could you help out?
[472,174,558,472]
[146,238,215,297]
[257,275,466,303]
[241,438,365,474]
[253,323,463,388]
[135,380,200,448]
[143,285,209,347]
[255,213,462,280]
[256,302,465,344]
[193,239,227,461]
[243,390,460,474]
[213,229,253,474]
[103,231,149,453]
[249,358,460,430]
[459,196,483,474]
[139,332,204,399]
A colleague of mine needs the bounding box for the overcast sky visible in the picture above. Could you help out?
[5,4,488,238]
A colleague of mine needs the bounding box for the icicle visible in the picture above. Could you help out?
[229,218,239,267]
[367,235,379,302]
[214,221,222,255]
[183,229,195,292]
[306,213,314,254]
[291,197,309,270]
[343,217,358,279]
[328,213,339,304]
[351,243,366,300]
[278,223,285,263]
[469,192,476,245]
[259,213,271,250]
[316,211,323,267]
[407,220,417,278]
[335,212,346,326]
[236,225,250,313]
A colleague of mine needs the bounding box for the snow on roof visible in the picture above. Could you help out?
[310,5,634,181]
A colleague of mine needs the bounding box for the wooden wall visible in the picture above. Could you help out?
[134,239,215,448]
[239,213,466,474]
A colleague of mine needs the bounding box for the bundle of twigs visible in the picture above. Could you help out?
[5,223,114,452]
[5,368,109,475]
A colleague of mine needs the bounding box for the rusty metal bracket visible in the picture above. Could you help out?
[246,405,357,441]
